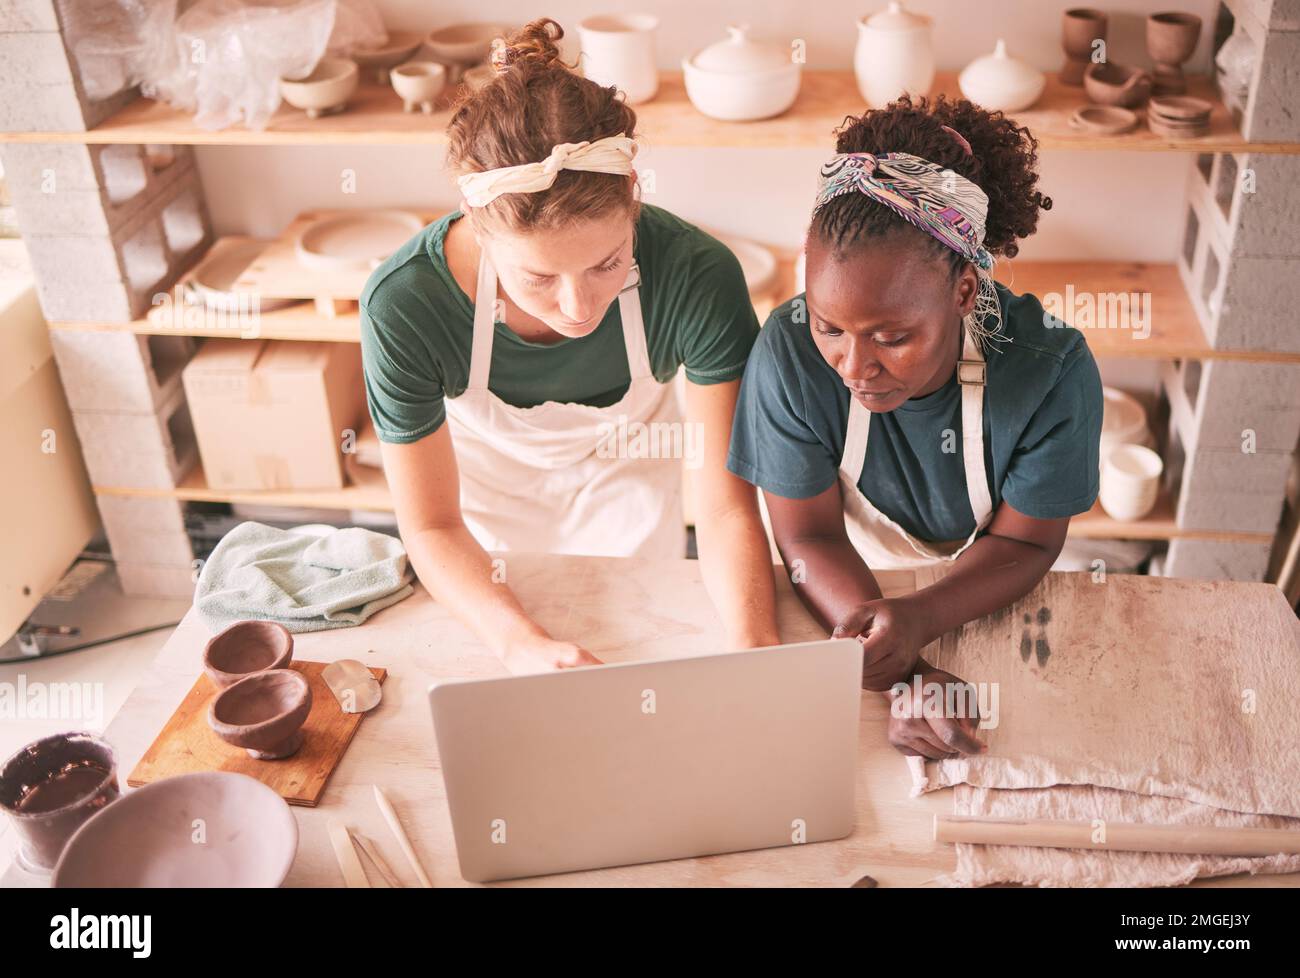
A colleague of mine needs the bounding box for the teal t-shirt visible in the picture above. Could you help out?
[727,285,1103,540]
[360,204,759,443]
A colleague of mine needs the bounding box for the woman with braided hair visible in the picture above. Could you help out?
[728,96,1103,758]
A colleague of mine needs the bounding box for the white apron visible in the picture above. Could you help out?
[838,326,994,570]
[443,256,685,558]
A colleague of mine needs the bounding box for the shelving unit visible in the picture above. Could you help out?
[4,71,1296,155]
[4,0,1299,590]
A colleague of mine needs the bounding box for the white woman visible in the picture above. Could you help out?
[360,19,779,672]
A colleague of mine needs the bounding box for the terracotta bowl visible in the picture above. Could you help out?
[1146,12,1202,64]
[1083,62,1151,107]
[208,669,313,760]
[203,620,293,689]
[52,772,297,887]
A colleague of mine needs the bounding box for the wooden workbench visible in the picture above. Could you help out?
[3,556,1296,887]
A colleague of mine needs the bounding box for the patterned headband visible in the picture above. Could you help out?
[813,152,993,271]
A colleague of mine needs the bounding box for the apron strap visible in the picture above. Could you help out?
[617,263,653,381]
[837,322,993,527]
[466,254,498,391]
[468,259,649,389]
[958,327,993,529]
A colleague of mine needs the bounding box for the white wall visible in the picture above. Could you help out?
[197,0,1214,262]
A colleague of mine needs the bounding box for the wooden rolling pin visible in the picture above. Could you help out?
[934,814,1300,856]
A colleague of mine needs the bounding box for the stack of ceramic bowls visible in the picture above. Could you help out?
[1147,95,1212,138]
[1100,444,1164,521]
[1098,388,1161,522]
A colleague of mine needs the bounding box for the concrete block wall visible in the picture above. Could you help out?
[1178,151,1300,352]
[13,164,213,322]
[94,494,198,598]
[0,1,137,132]
[1164,537,1275,581]
[1222,0,1300,143]
[68,383,198,490]
[49,329,196,413]
[0,143,198,236]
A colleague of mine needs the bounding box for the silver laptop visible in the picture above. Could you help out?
[428,639,862,882]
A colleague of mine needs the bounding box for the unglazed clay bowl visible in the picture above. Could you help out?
[203,619,294,689]
[280,57,360,118]
[426,22,510,79]
[209,669,312,760]
[52,772,297,887]
[353,30,425,83]
[390,61,447,113]
[1083,62,1151,107]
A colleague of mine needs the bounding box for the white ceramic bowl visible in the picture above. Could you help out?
[1099,444,1164,521]
[390,61,447,113]
[280,57,360,118]
[682,57,800,121]
[1099,387,1152,463]
[426,22,510,70]
[52,772,297,887]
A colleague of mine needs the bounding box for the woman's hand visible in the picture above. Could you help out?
[886,665,986,760]
[502,636,603,674]
[831,598,928,690]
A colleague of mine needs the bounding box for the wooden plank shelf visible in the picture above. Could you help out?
[47,236,1300,364]
[93,466,1270,543]
[5,72,1296,154]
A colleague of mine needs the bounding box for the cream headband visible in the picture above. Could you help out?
[457,135,637,209]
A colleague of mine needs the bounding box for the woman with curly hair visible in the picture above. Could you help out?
[360,18,780,673]
[727,96,1103,758]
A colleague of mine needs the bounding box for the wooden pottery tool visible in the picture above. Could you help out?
[354,833,403,887]
[327,819,371,888]
[374,785,433,887]
[934,814,1300,856]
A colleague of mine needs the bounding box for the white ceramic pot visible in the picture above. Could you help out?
[390,61,447,114]
[854,1,934,107]
[1099,444,1164,522]
[958,39,1046,112]
[578,13,659,104]
[683,25,801,121]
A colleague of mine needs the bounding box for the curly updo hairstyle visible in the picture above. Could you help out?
[446,18,639,234]
[811,94,1052,275]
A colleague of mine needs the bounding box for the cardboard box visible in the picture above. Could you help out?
[183,338,364,491]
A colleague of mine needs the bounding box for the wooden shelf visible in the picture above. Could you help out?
[52,238,1300,364]
[94,465,1269,542]
[5,72,1296,154]
[95,461,394,512]
[1068,487,1271,543]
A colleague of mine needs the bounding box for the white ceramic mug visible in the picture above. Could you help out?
[578,13,659,104]
[1099,444,1164,522]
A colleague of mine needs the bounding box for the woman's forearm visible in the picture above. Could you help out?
[901,533,1059,647]
[403,523,549,659]
[776,534,884,635]
[694,505,781,649]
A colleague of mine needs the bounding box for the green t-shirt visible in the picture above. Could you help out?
[727,285,1103,541]
[360,205,759,443]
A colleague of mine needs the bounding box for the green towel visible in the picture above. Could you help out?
[195,521,415,634]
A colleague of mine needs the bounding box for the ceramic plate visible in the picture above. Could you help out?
[714,233,778,298]
[295,210,424,272]
[52,772,297,887]
[186,239,298,313]
[1069,105,1138,135]
[1147,95,1212,121]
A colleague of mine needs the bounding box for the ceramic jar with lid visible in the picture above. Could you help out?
[682,24,801,121]
[854,1,934,107]
[958,39,1045,112]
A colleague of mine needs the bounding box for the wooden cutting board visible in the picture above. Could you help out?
[128,660,386,806]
